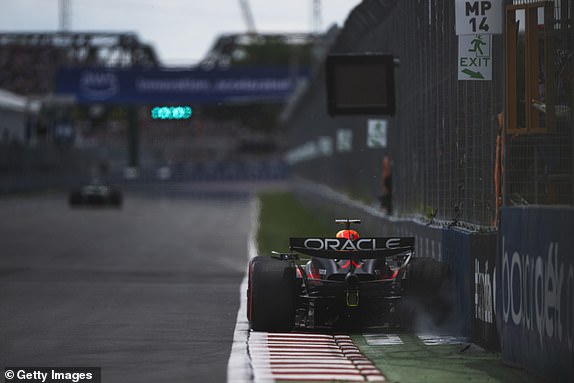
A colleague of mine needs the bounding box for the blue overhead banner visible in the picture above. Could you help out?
[55,67,308,104]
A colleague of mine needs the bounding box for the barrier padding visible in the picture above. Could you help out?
[442,228,473,338]
[497,206,574,382]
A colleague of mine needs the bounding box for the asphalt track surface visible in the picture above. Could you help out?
[0,183,263,383]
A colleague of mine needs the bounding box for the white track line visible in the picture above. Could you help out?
[227,275,252,383]
[226,199,259,383]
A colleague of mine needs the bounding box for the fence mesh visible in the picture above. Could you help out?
[504,0,573,206]
[284,0,573,230]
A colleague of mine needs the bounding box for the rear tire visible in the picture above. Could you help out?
[248,256,296,332]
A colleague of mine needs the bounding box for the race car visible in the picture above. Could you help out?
[247,219,415,331]
[68,179,123,208]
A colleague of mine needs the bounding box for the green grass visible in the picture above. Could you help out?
[256,191,331,257]
[353,334,545,383]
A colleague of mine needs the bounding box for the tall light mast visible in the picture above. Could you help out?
[59,0,71,32]
[238,0,256,35]
[312,0,321,34]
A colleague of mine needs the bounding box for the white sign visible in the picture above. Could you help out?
[456,0,503,35]
[458,34,492,81]
[336,129,353,152]
[317,136,333,156]
[367,119,387,148]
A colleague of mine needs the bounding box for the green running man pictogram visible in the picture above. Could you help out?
[468,35,486,56]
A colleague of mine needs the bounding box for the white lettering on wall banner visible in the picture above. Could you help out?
[415,236,442,262]
[475,259,494,323]
[501,237,574,352]
[135,78,292,93]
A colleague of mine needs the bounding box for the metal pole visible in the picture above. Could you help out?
[127,106,139,169]
[59,0,71,32]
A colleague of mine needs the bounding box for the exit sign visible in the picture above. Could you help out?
[458,34,492,80]
[455,0,503,35]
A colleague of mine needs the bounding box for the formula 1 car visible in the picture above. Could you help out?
[247,219,415,331]
[68,180,123,208]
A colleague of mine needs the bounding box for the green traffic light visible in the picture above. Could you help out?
[151,106,193,120]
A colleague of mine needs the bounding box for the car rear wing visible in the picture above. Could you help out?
[289,237,415,259]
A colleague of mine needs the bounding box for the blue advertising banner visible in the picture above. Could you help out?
[55,67,308,104]
[497,206,574,382]
[443,228,473,338]
[470,232,499,350]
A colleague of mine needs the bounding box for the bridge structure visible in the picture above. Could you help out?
[0,31,317,173]
[0,31,317,99]
[0,32,159,96]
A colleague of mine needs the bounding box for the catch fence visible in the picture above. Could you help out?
[283,0,573,230]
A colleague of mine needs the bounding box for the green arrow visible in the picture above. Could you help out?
[462,69,484,79]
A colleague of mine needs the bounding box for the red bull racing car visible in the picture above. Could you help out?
[247,219,415,331]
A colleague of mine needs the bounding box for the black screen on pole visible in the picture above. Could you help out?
[326,53,396,116]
